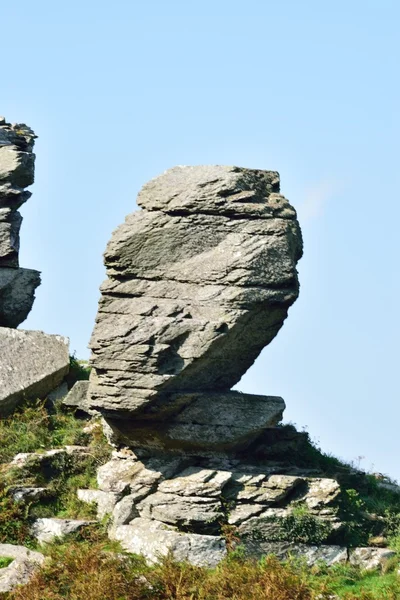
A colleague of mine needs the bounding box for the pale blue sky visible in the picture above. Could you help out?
[2,1,399,480]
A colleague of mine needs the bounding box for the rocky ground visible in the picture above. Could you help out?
[1,383,400,598]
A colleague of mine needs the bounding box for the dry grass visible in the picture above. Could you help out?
[3,533,315,600]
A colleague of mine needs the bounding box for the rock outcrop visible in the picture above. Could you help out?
[0,117,40,327]
[88,166,302,451]
[0,326,70,416]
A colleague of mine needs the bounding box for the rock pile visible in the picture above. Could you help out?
[0,117,40,328]
[88,165,303,452]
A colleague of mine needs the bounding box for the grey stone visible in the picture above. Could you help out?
[112,518,226,567]
[0,268,41,327]
[62,380,98,415]
[111,494,142,527]
[158,467,232,497]
[0,328,69,415]
[349,547,396,570]
[137,491,224,533]
[105,393,285,452]
[77,489,121,519]
[0,145,35,188]
[243,540,347,565]
[31,518,95,544]
[0,184,31,209]
[47,382,69,404]
[8,486,52,503]
[0,208,22,267]
[0,120,39,326]
[97,455,185,494]
[304,478,341,511]
[226,473,304,504]
[0,544,44,593]
[88,166,302,451]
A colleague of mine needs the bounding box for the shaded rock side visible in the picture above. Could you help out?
[0,118,40,326]
[0,327,69,415]
[88,166,302,429]
[0,268,41,328]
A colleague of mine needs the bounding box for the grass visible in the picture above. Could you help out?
[0,401,89,464]
[0,557,13,569]
[1,398,400,598]
[0,399,111,538]
[0,530,399,600]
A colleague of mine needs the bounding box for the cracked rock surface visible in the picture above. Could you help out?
[88,166,302,451]
[0,118,40,327]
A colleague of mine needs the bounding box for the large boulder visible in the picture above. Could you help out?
[88,166,302,450]
[0,328,69,415]
[0,118,40,327]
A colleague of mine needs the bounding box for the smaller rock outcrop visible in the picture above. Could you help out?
[0,117,40,327]
[0,328,70,416]
[0,544,45,593]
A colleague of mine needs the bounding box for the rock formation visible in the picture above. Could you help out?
[89,165,302,451]
[0,117,41,327]
[0,117,70,416]
[82,165,315,564]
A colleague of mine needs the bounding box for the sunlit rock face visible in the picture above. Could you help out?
[88,165,302,452]
[0,118,40,327]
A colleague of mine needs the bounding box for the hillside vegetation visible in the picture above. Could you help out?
[1,402,400,599]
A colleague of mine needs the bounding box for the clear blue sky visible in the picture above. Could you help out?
[2,1,399,480]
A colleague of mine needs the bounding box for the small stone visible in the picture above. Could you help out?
[31,518,95,544]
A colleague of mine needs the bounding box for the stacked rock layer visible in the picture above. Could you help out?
[89,165,303,453]
[0,118,40,327]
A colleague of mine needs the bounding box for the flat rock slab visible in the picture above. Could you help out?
[0,328,69,415]
[88,166,302,441]
[112,518,227,567]
[0,543,44,593]
[105,392,285,452]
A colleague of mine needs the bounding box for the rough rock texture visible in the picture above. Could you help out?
[0,328,69,415]
[31,518,95,544]
[88,166,302,451]
[0,544,45,593]
[111,518,227,567]
[0,118,40,327]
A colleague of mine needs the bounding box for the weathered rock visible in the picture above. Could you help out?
[105,393,285,453]
[0,208,22,267]
[0,119,39,326]
[137,491,224,533]
[0,328,69,415]
[0,544,44,593]
[0,269,41,327]
[349,547,396,570]
[7,486,52,503]
[62,380,98,415]
[88,166,302,451]
[242,540,347,565]
[77,489,121,519]
[47,382,69,404]
[112,518,227,567]
[31,518,95,544]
